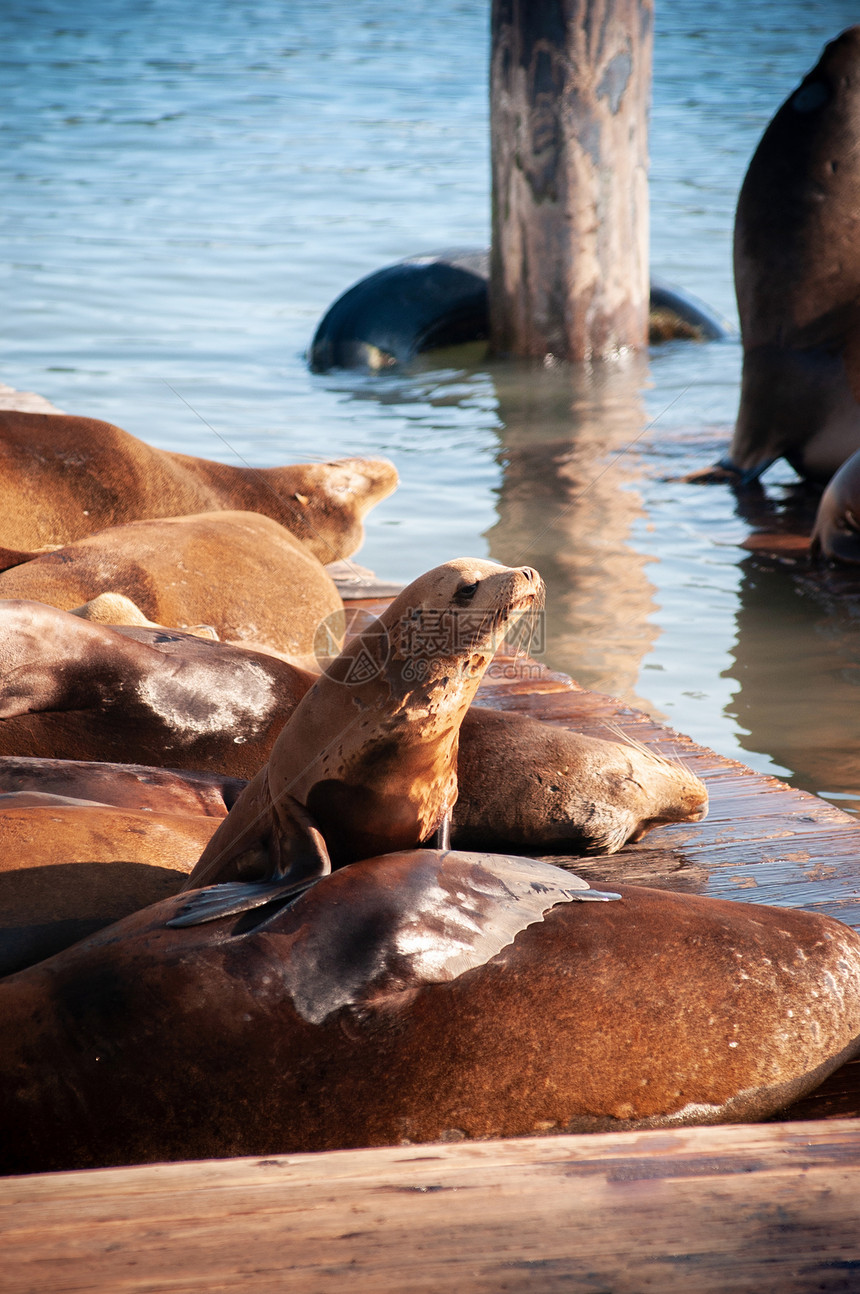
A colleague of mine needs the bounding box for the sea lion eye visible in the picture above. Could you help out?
[454,580,480,604]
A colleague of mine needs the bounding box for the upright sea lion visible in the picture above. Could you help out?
[180,558,542,916]
[0,510,343,659]
[2,850,859,1174]
[0,410,398,563]
[721,27,860,484]
[0,602,312,777]
[453,709,708,852]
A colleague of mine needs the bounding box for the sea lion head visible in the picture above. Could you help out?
[377,557,543,690]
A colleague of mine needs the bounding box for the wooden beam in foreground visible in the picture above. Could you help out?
[3,1119,860,1293]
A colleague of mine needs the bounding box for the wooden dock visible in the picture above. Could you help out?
[4,604,860,1289]
[4,1120,860,1293]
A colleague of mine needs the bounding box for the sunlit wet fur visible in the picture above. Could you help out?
[182,559,543,896]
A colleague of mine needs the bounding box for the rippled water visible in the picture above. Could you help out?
[3,1,860,812]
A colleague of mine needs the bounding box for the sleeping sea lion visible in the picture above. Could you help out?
[721,27,860,484]
[453,708,708,852]
[0,410,398,563]
[0,511,342,660]
[180,558,542,917]
[2,850,859,1174]
[0,602,312,777]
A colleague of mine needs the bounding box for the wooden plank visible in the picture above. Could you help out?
[3,1120,860,1293]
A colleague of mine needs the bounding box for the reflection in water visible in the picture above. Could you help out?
[484,353,658,707]
[726,549,860,815]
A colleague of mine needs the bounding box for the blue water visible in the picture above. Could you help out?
[3,1,860,811]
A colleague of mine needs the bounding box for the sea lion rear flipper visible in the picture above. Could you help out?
[166,875,321,927]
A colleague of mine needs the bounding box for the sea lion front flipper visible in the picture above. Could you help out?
[181,789,332,893]
[166,875,321,927]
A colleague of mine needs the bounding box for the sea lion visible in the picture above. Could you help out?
[0,410,398,563]
[720,27,860,484]
[309,250,730,372]
[453,708,708,852]
[0,602,313,778]
[2,849,859,1174]
[810,446,860,562]
[0,510,343,660]
[180,559,542,917]
[0,756,243,818]
[0,599,708,858]
[0,799,218,978]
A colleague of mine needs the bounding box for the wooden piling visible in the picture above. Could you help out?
[489,0,653,360]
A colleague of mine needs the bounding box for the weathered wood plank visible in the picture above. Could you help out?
[3,1120,860,1293]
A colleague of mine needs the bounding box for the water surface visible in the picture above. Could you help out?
[3,0,860,812]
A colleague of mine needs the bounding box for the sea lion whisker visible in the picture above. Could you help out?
[600,721,680,770]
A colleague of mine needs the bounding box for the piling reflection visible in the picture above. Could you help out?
[725,543,860,815]
[484,352,658,707]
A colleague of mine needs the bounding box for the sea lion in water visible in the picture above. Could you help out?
[180,559,542,917]
[0,410,398,563]
[717,27,860,484]
[2,849,860,1174]
[0,798,218,978]
[0,511,343,660]
[810,446,860,562]
[0,602,313,778]
[453,709,707,852]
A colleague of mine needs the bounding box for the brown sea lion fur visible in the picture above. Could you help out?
[2,852,860,1174]
[183,559,542,899]
[454,708,708,852]
[0,602,313,778]
[0,800,218,978]
[0,511,343,660]
[0,756,242,818]
[69,591,219,640]
[0,410,397,563]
